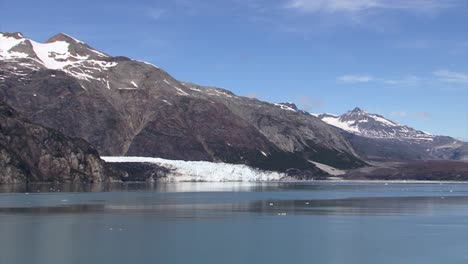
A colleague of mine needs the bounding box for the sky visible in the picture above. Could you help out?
[1,0,468,139]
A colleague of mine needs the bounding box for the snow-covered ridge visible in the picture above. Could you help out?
[0,32,119,82]
[318,107,434,140]
[102,156,285,182]
[0,34,27,59]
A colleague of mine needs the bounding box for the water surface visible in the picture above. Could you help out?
[1,182,467,264]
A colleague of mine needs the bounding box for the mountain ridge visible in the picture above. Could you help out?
[318,107,468,161]
[0,32,366,174]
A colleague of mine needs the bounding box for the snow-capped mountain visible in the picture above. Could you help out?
[318,107,467,161]
[0,32,115,80]
[318,107,433,141]
[0,32,365,174]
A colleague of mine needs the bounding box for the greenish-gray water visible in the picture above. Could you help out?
[1,182,467,264]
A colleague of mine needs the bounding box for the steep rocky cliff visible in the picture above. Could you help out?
[0,101,119,184]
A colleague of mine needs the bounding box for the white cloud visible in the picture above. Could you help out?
[337,74,374,83]
[433,70,468,84]
[287,0,380,13]
[380,76,423,86]
[286,0,457,13]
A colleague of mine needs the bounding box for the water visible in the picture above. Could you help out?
[1,182,468,264]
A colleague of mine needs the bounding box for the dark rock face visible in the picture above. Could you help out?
[0,101,120,184]
[285,168,328,180]
[182,83,366,169]
[111,162,169,182]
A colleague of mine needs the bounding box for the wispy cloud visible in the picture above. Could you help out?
[390,111,432,119]
[390,111,408,117]
[337,71,468,87]
[433,70,468,84]
[296,95,325,111]
[415,112,432,118]
[286,0,458,13]
[337,74,374,83]
[281,0,461,32]
[380,76,423,86]
[146,8,166,20]
[337,74,422,85]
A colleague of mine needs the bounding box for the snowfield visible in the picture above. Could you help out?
[102,157,286,182]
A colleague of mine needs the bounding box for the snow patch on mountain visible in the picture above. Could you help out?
[30,40,74,69]
[320,115,361,133]
[102,156,285,182]
[1,32,119,83]
[0,34,25,58]
[274,103,297,112]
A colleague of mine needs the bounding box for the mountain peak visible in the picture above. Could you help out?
[46,33,83,44]
[0,32,25,39]
[351,107,363,113]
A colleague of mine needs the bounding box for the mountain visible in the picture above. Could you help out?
[318,108,468,161]
[318,107,433,140]
[0,100,120,184]
[0,32,365,173]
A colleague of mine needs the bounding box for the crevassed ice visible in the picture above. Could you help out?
[102,156,285,182]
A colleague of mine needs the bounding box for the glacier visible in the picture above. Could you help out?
[102,156,286,182]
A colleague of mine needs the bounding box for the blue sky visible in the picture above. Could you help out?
[1,0,468,139]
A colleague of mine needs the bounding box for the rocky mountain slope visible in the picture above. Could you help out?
[0,32,365,172]
[344,160,468,181]
[318,108,468,161]
[0,100,119,184]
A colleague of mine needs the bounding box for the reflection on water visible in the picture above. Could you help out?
[1,195,468,218]
[1,182,468,264]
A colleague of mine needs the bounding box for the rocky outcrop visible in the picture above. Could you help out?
[0,101,120,184]
[111,162,169,182]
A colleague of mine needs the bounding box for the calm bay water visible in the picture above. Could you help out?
[1,181,468,264]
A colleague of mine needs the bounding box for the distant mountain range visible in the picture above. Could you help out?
[317,107,468,161]
[1,32,467,183]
